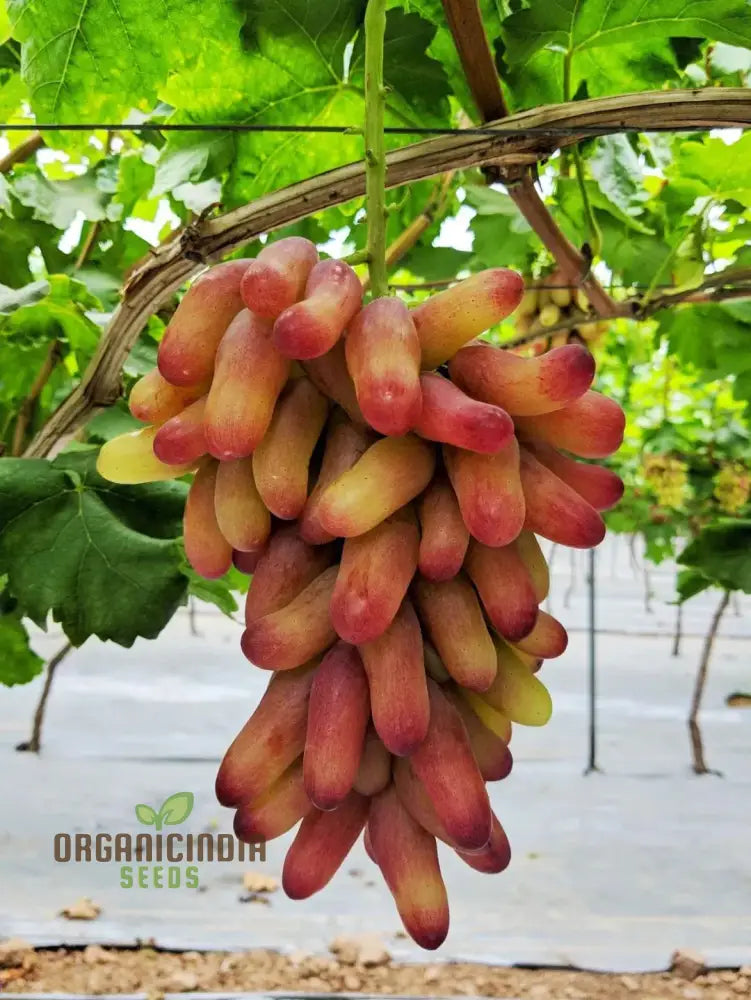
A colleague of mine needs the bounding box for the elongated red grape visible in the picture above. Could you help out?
[97,427,194,484]
[410,680,492,851]
[515,390,625,458]
[252,378,329,519]
[444,687,513,781]
[449,341,595,416]
[283,792,370,900]
[204,309,289,460]
[158,260,249,386]
[414,574,497,692]
[519,447,605,548]
[525,440,624,511]
[317,435,436,537]
[233,547,263,575]
[457,814,511,874]
[331,509,419,644]
[345,296,422,435]
[245,527,335,624]
[129,369,208,423]
[233,759,309,842]
[415,372,514,453]
[359,599,429,756]
[183,459,232,579]
[353,725,391,796]
[300,413,373,544]
[444,437,525,547]
[304,642,370,810]
[368,785,449,950]
[417,477,469,581]
[214,457,271,554]
[242,565,338,670]
[303,340,365,425]
[273,259,362,359]
[393,757,451,843]
[512,610,568,660]
[465,538,538,642]
[215,664,315,806]
[515,531,549,602]
[152,395,208,466]
[240,237,319,318]
[412,269,524,369]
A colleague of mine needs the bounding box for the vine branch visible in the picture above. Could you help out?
[0,131,43,174]
[364,0,388,299]
[24,88,751,458]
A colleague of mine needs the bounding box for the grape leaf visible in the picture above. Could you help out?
[0,611,43,686]
[659,304,751,398]
[588,135,650,219]
[11,167,111,229]
[0,279,50,315]
[678,519,751,594]
[0,452,188,646]
[673,134,751,203]
[502,0,751,65]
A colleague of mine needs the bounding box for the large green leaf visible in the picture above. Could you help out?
[659,304,751,398]
[673,134,751,204]
[0,611,43,686]
[678,519,751,594]
[0,451,189,646]
[11,166,111,229]
[502,0,751,65]
[588,135,650,219]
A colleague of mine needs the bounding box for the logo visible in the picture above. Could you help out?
[53,791,265,889]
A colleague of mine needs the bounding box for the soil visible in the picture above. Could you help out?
[2,946,750,999]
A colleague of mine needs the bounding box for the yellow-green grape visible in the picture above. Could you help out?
[459,689,512,740]
[482,642,553,727]
[642,454,689,509]
[550,286,572,307]
[97,427,195,484]
[575,289,589,311]
[516,288,539,316]
[713,461,750,514]
[538,303,561,328]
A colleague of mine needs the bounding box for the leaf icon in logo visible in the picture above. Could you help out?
[135,804,157,826]
[157,792,194,827]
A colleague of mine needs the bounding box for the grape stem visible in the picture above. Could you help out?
[364,0,388,299]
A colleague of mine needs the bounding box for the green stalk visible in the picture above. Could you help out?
[563,50,602,259]
[364,0,388,299]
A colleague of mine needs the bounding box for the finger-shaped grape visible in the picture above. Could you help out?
[317,435,436,537]
[482,641,553,726]
[152,395,208,466]
[410,680,492,851]
[245,526,335,624]
[413,574,496,692]
[417,477,469,582]
[449,341,595,416]
[331,509,419,644]
[158,260,249,386]
[444,438,525,547]
[252,377,329,519]
[423,641,451,684]
[283,792,370,900]
[525,440,624,511]
[242,565,338,670]
[514,390,625,458]
[368,785,449,950]
[303,340,365,425]
[444,686,513,781]
[304,642,370,811]
[215,664,315,806]
[205,309,289,460]
[345,296,422,436]
[515,531,549,602]
[519,447,605,548]
[359,599,429,756]
[415,372,514,453]
[512,610,568,659]
[457,814,511,874]
[233,759,309,842]
[353,726,391,796]
[459,689,512,741]
[300,413,373,544]
[183,459,232,579]
[233,547,263,575]
[214,458,271,553]
[129,369,208,423]
[465,538,538,642]
[393,757,450,843]
[240,237,319,318]
[273,259,362,359]
[412,268,524,369]
[97,427,194,484]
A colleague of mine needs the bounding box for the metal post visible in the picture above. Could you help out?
[585,546,599,773]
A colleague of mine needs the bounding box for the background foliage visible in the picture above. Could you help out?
[0,0,750,684]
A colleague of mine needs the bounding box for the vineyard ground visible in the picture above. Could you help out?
[0,539,748,971]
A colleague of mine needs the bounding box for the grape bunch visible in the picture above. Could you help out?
[98,238,625,949]
[512,272,610,354]
[642,453,689,509]
[713,460,750,514]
